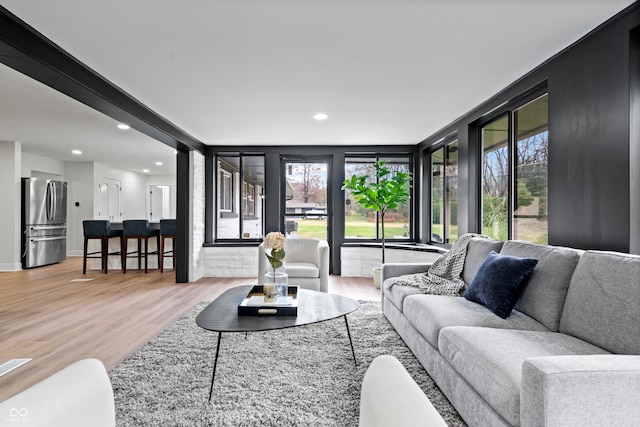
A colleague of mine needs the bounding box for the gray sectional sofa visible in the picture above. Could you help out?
[381,238,640,426]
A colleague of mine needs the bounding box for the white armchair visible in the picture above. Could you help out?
[0,359,115,427]
[258,238,330,292]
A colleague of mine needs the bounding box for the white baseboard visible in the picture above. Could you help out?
[0,263,22,272]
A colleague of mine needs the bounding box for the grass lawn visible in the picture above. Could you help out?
[293,219,328,239]
[294,217,409,239]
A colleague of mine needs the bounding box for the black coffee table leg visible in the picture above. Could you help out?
[344,315,357,365]
[208,332,222,402]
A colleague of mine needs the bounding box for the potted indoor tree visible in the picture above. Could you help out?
[342,160,412,287]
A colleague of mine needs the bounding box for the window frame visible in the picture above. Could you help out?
[343,154,414,242]
[429,136,459,245]
[218,168,233,213]
[215,154,265,241]
[476,89,549,242]
[243,181,256,217]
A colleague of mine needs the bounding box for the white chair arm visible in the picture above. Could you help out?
[0,358,115,427]
[360,355,447,427]
[318,240,330,292]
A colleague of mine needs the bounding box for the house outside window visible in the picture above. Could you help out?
[216,154,264,240]
[243,182,255,216]
[219,169,232,212]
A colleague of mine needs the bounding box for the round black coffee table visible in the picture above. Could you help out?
[196,285,360,401]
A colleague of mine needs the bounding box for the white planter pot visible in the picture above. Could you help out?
[372,267,382,289]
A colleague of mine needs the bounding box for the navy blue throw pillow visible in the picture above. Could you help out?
[463,251,538,319]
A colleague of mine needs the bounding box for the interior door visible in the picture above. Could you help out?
[149,185,171,221]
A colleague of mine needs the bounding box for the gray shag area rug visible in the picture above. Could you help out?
[110,300,466,426]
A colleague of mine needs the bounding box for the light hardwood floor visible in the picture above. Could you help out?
[0,257,379,401]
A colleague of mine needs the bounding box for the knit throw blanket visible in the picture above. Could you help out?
[389,233,486,296]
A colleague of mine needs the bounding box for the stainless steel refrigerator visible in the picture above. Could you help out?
[21,178,68,268]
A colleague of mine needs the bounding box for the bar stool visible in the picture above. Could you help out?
[159,219,177,273]
[121,220,160,273]
[82,220,122,274]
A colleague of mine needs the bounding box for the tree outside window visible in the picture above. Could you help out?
[481,94,548,243]
[344,156,411,240]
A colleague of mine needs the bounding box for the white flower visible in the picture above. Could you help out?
[263,232,286,271]
[264,231,285,251]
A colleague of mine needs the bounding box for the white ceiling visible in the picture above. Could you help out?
[0,0,636,175]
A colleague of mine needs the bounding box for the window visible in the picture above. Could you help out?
[514,96,548,243]
[481,94,548,243]
[283,160,329,239]
[243,182,255,216]
[431,140,458,243]
[482,116,509,240]
[219,169,232,212]
[344,156,412,240]
[216,154,264,240]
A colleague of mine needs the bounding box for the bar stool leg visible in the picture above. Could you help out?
[122,238,128,274]
[160,236,165,273]
[83,237,89,274]
[172,237,176,269]
[144,237,149,273]
[156,235,161,272]
[102,237,108,273]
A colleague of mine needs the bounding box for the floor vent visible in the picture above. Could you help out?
[0,358,32,377]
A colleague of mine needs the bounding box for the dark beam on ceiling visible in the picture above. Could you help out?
[0,6,207,153]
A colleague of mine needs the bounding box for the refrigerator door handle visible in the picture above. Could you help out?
[29,236,67,242]
[52,181,57,222]
[46,181,52,222]
[45,182,49,222]
[29,225,67,231]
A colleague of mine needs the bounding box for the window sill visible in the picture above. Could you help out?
[340,242,446,254]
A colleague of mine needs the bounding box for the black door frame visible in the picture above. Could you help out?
[280,155,333,271]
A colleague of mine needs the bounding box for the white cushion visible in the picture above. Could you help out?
[286,262,320,278]
[284,238,320,264]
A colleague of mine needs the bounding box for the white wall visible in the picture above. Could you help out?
[93,162,147,219]
[202,246,258,277]
[21,152,65,179]
[340,247,442,277]
[190,151,206,281]
[0,141,22,271]
[65,162,95,256]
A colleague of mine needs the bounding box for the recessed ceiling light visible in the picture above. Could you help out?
[142,169,150,173]
[72,149,82,155]
[117,123,130,130]
[313,112,328,121]
[155,161,163,166]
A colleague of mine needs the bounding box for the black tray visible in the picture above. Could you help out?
[237,285,299,316]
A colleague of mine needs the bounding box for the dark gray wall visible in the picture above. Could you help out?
[419,3,640,253]
[630,25,640,254]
